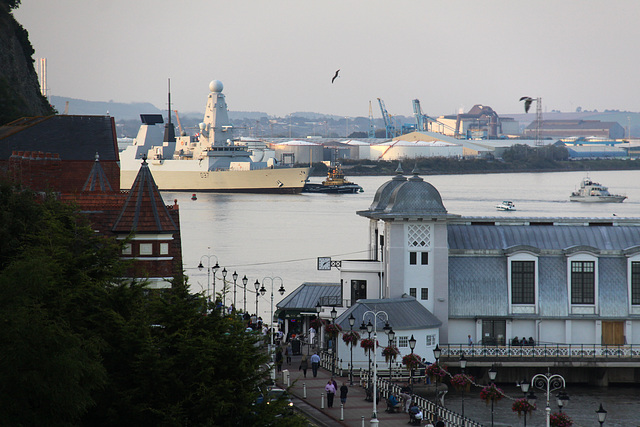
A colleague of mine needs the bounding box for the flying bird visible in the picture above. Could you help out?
[519,96,533,113]
[331,69,340,84]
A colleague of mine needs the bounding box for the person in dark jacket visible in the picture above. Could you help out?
[339,382,349,406]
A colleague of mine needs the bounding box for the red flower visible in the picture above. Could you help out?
[402,353,422,369]
[342,330,360,346]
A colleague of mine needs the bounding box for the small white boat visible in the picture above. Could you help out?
[570,178,626,203]
[496,200,516,211]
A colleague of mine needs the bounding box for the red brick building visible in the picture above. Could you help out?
[0,115,182,288]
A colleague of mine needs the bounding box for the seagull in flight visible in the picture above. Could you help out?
[519,96,533,113]
[331,69,340,84]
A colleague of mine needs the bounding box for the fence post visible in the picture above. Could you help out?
[340,403,344,420]
[303,382,306,399]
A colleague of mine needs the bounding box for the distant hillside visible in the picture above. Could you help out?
[50,96,162,119]
[0,4,54,125]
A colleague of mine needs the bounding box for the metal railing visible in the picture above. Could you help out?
[440,343,640,360]
[359,368,482,427]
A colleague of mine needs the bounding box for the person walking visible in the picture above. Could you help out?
[275,348,283,372]
[324,380,336,408]
[299,354,309,378]
[285,344,291,365]
[310,352,320,377]
[339,382,348,406]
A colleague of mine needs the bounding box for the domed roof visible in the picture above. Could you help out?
[209,80,224,93]
[369,163,407,211]
[384,173,447,215]
[358,167,453,220]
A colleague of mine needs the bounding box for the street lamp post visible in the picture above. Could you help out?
[259,276,285,381]
[556,390,569,413]
[409,335,417,392]
[596,403,607,426]
[433,343,441,407]
[232,271,238,311]
[387,328,395,384]
[362,309,391,427]
[520,378,535,427]
[253,279,260,319]
[242,275,248,313]
[221,268,228,311]
[348,314,355,385]
[330,306,337,376]
[360,321,372,385]
[531,370,566,427]
[488,365,497,427]
[197,252,219,305]
[460,353,467,420]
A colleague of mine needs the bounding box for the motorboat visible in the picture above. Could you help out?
[495,201,516,211]
[570,178,626,203]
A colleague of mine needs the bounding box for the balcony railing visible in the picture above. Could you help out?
[440,343,640,360]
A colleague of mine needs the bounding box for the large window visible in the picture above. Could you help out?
[421,288,428,300]
[511,261,535,304]
[409,288,416,298]
[571,261,595,304]
[632,262,640,305]
[351,280,367,303]
[398,336,409,348]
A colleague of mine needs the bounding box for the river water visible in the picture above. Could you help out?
[163,169,640,426]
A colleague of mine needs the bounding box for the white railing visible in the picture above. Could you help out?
[441,343,640,359]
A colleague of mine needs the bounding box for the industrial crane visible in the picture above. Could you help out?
[173,109,184,136]
[368,101,376,139]
[412,99,460,137]
[377,98,396,139]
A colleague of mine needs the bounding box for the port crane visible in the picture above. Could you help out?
[368,101,376,139]
[412,99,460,137]
[377,98,397,139]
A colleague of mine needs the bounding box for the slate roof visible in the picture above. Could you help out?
[0,116,118,161]
[448,223,640,252]
[82,153,113,192]
[277,282,341,311]
[111,159,177,233]
[335,297,441,332]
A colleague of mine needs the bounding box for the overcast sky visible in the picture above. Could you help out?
[15,0,640,118]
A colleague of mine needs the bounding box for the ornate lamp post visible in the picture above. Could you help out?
[232,270,238,310]
[387,328,395,383]
[409,335,417,391]
[460,353,467,420]
[242,275,248,313]
[531,370,566,427]
[348,313,355,385]
[197,252,219,305]
[488,365,497,427]
[361,310,391,427]
[253,279,260,318]
[596,403,607,426]
[330,306,337,376]
[315,303,322,350]
[259,276,285,381]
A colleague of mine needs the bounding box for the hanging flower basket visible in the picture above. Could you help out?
[450,373,473,392]
[360,338,377,351]
[549,412,573,427]
[425,363,447,380]
[479,384,504,404]
[342,330,361,346]
[402,353,422,370]
[382,345,400,362]
[310,317,325,331]
[324,323,343,337]
[511,398,536,416]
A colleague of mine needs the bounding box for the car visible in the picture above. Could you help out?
[256,387,293,408]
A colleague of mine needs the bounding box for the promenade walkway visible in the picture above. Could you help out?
[275,344,431,427]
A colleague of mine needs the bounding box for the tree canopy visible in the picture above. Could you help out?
[0,182,304,426]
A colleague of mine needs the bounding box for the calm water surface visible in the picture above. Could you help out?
[163,170,640,426]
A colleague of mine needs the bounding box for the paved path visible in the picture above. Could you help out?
[276,344,427,426]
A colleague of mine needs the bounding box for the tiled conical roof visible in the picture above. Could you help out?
[112,158,177,233]
[82,153,113,192]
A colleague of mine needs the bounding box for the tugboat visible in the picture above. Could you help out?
[302,164,363,194]
[570,177,626,203]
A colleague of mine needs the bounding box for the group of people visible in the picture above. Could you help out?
[324,378,348,408]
